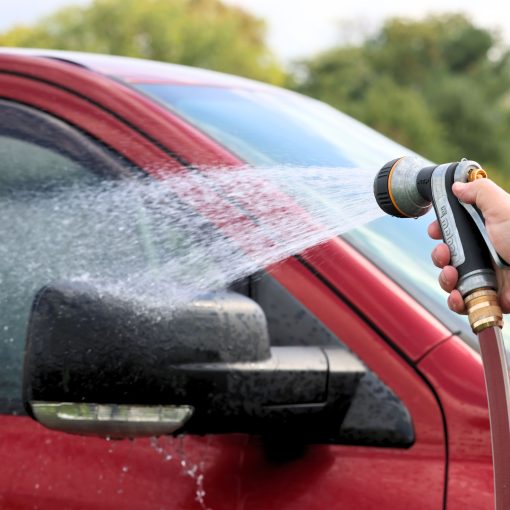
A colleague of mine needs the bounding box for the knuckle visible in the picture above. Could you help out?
[439,272,449,290]
[431,248,442,267]
[500,287,510,313]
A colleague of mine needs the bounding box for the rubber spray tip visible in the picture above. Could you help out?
[373,156,433,218]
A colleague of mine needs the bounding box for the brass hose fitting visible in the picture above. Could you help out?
[464,288,504,333]
[467,168,488,182]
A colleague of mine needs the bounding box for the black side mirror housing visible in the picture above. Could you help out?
[24,282,365,440]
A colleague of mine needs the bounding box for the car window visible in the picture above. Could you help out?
[136,83,412,169]
[138,85,355,167]
[138,83,510,350]
[0,100,154,413]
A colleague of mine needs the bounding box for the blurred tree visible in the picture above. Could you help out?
[293,14,510,184]
[0,0,285,85]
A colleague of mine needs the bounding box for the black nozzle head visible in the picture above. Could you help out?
[373,158,408,218]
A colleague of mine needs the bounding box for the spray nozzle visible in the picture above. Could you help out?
[374,156,508,333]
[373,157,433,218]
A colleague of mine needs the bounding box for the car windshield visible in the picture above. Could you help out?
[137,83,510,350]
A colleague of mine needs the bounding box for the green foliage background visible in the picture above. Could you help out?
[1,2,509,185]
[0,0,285,85]
[293,14,510,186]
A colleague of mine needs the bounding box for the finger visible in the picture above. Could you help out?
[497,269,510,314]
[431,243,451,268]
[439,265,458,293]
[427,220,443,240]
[452,179,507,211]
[448,289,466,314]
[500,287,510,315]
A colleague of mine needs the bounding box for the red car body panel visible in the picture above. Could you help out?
[418,337,493,509]
[0,50,492,509]
[297,239,451,361]
[0,53,241,169]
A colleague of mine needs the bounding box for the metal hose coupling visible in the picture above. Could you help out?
[464,288,504,333]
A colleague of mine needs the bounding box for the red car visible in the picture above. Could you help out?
[0,48,505,509]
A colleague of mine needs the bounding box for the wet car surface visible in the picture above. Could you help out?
[0,48,497,509]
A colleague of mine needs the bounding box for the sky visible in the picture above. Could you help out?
[1,0,510,61]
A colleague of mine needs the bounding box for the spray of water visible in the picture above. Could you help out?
[150,435,210,510]
[3,165,381,300]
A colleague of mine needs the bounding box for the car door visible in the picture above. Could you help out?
[0,54,446,509]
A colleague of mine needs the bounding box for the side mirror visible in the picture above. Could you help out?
[24,282,365,440]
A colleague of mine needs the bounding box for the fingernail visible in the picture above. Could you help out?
[441,272,449,286]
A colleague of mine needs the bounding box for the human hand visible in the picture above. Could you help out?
[428,178,510,314]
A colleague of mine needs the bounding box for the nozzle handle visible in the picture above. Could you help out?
[430,162,502,331]
[431,163,493,288]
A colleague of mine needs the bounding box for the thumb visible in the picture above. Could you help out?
[452,179,505,211]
